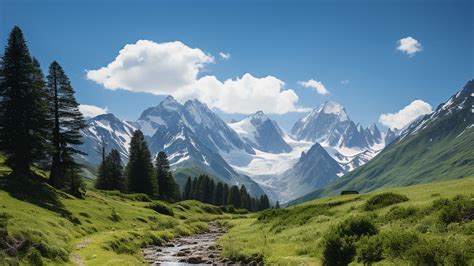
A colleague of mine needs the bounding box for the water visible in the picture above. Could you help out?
[143,222,228,265]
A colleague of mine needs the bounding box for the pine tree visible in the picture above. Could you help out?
[239,185,250,210]
[190,177,199,200]
[155,151,179,201]
[107,149,126,192]
[0,26,51,179]
[223,184,229,205]
[213,182,224,206]
[229,185,241,208]
[95,141,108,190]
[46,61,86,189]
[126,130,156,197]
[276,201,280,209]
[183,177,192,200]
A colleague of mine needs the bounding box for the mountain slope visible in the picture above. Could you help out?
[274,143,343,202]
[229,111,291,153]
[289,80,474,205]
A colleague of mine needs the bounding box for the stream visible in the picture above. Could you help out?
[143,222,230,265]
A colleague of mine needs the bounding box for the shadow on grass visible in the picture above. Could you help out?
[0,174,80,225]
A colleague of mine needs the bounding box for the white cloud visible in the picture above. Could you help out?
[219,52,231,60]
[87,40,305,114]
[86,40,214,94]
[79,104,108,118]
[397,37,422,57]
[341,80,350,85]
[379,100,432,129]
[298,79,329,95]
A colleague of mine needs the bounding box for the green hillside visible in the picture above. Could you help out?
[218,176,474,265]
[288,82,474,206]
[0,174,246,265]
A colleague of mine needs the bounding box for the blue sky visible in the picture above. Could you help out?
[1,0,473,131]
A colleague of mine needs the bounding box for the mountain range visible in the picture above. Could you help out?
[75,80,472,204]
[288,80,474,205]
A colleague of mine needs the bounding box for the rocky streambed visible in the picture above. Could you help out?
[143,222,230,265]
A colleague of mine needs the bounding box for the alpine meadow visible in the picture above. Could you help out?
[0,0,473,265]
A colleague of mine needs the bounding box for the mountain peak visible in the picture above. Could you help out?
[159,95,181,111]
[321,101,349,121]
[249,111,269,124]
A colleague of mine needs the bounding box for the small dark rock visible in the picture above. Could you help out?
[187,256,204,263]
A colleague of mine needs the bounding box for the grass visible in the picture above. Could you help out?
[0,152,249,266]
[217,176,474,265]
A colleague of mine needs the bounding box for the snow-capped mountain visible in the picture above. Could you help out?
[269,143,343,202]
[79,113,136,165]
[79,97,265,197]
[229,111,292,153]
[291,101,381,150]
[136,96,255,155]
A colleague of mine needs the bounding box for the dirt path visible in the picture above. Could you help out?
[142,222,228,265]
[71,238,91,266]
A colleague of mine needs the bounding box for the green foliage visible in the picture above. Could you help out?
[46,61,86,190]
[321,232,356,266]
[433,195,473,225]
[0,26,51,178]
[407,238,472,266]
[147,202,174,216]
[384,205,418,221]
[95,149,127,193]
[126,130,157,197]
[357,236,383,265]
[109,208,122,222]
[155,151,180,202]
[364,192,408,210]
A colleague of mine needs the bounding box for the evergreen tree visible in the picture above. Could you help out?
[190,177,199,200]
[276,201,280,209]
[223,184,229,205]
[213,182,224,206]
[229,185,241,208]
[126,130,156,197]
[183,177,192,200]
[46,61,86,189]
[239,185,250,210]
[155,151,180,201]
[107,149,126,191]
[95,141,108,190]
[0,26,51,179]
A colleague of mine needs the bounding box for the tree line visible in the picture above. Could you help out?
[95,138,180,202]
[0,26,86,197]
[182,175,271,211]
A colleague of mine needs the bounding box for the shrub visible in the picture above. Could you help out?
[201,205,223,214]
[384,206,418,221]
[364,192,408,211]
[357,236,384,265]
[322,216,378,265]
[336,216,378,238]
[147,202,174,216]
[436,195,473,225]
[322,232,356,266]
[27,249,43,266]
[407,238,471,266]
[381,230,420,259]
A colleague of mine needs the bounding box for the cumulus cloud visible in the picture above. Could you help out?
[219,52,231,60]
[87,40,305,114]
[397,37,422,57]
[79,104,108,118]
[298,79,329,95]
[379,100,432,129]
[86,40,214,94]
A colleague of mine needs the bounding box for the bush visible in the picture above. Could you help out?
[322,232,356,266]
[147,202,174,216]
[364,192,408,211]
[201,205,223,215]
[336,216,378,238]
[407,238,471,266]
[357,236,384,265]
[384,206,418,221]
[436,195,473,225]
[27,249,43,266]
[322,216,378,265]
[381,230,420,259]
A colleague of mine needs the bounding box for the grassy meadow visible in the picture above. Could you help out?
[218,176,474,265]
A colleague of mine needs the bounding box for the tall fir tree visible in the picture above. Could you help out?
[183,177,192,200]
[46,61,86,189]
[229,185,241,208]
[126,130,156,197]
[107,149,126,191]
[223,183,229,205]
[155,151,179,201]
[0,26,51,179]
[213,182,224,206]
